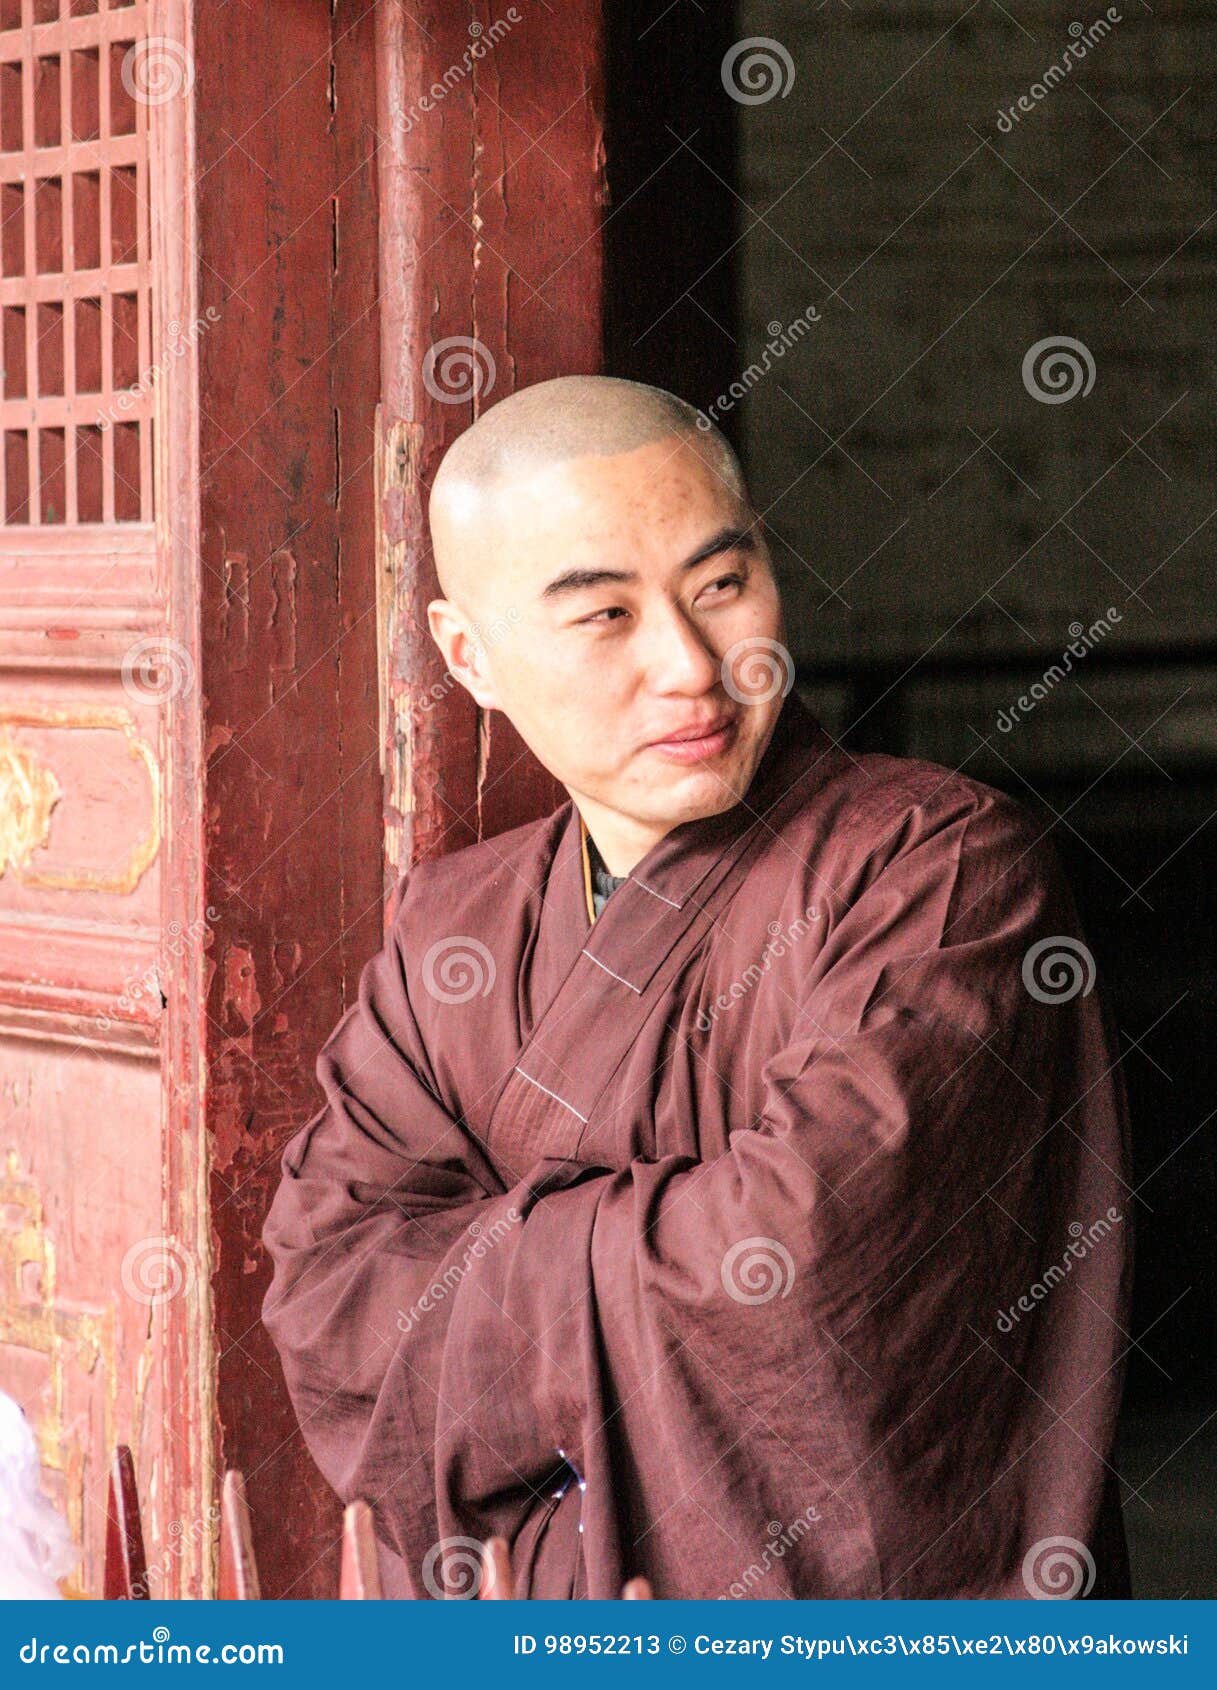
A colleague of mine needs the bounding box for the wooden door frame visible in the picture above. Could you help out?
[180,0,606,1597]
[185,0,384,1598]
[154,0,210,1603]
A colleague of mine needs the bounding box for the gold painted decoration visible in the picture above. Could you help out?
[0,731,61,879]
[0,707,160,894]
[0,1150,113,1554]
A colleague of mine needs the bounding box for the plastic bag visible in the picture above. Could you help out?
[0,1390,79,1599]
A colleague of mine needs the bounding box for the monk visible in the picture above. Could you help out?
[261,375,1133,1601]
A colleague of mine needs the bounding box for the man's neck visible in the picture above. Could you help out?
[573,798,666,879]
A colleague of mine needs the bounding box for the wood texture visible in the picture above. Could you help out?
[217,1470,261,1601]
[191,0,383,1599]
[103,1445,148,1601]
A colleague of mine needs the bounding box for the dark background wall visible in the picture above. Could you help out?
[605,0,1215,1597]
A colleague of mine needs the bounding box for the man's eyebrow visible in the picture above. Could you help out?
[538,523,758,601]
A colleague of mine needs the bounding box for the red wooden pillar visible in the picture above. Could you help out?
[190,0,383,1598]
[374,0,605,879]
[196,0,606,1597]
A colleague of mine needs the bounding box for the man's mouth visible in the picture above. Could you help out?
[646,713,739,763]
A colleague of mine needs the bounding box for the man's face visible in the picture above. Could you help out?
[430,433,789,843]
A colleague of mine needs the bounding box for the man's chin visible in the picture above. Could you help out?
[646,758,755,824]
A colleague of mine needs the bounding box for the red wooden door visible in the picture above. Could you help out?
[0,0,606,1600]
[0,0,205,1598]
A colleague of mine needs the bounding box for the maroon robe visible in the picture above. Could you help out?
[261,690,1133,1600]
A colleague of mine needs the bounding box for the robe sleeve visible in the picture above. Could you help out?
[431,784,1128,1584]
[259,869,615,1574]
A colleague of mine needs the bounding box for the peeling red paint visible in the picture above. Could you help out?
[220,945,261,1032]
[266,549,299,674]
[381,483,407,543]
[204,724,234,759]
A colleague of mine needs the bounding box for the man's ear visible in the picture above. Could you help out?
[426,598,500,710]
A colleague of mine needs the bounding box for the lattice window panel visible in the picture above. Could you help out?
[0,0,151,525]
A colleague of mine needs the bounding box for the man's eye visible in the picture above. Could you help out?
[575,576,744,626]
[701,573,746,598]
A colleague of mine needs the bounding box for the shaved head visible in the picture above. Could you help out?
[429,375,748,614]
[425,372,784,874]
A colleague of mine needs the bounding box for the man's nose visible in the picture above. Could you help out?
[639,600,722,693]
